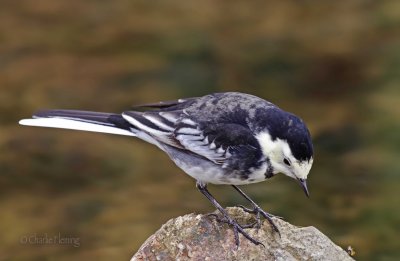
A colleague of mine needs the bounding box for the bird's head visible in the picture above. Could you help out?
[255,109,314,197]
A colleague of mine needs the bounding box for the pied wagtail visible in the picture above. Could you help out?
[19,92,314,246]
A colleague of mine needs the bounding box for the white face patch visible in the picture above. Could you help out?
[292,158,313,180]
[256,131,313,180]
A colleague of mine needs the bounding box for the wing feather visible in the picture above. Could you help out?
[123,108,259,166]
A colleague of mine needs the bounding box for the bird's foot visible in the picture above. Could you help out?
[237,205,281,236]
[207,213,265,247]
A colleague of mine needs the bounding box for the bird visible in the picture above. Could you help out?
[19,92,314,246]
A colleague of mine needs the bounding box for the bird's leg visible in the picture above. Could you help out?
[232,185,281,236]
[196,181,264,247]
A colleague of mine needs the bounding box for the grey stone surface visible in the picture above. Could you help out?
[131,207,354,261]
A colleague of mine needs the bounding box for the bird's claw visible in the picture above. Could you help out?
[240,221,259,229]
[206,213,222,222]
[238,205,283,220]
[207,213,265,247]
[237,205,281,237]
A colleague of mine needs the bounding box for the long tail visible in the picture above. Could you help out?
[19,110,136,137]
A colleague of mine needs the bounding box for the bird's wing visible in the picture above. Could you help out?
[122,109,261,165]
[175,121,261,165]
[122,110,185,149]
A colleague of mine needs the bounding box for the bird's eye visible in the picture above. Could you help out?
[283,158,291,166]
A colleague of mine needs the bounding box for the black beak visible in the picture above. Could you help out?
[298,178,310,198]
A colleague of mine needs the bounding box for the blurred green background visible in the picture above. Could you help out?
[1,1,399,260]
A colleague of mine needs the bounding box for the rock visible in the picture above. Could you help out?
[131,207,354,261]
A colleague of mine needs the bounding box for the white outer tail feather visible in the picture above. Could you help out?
[19,118,136,136]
